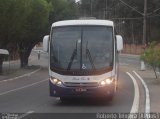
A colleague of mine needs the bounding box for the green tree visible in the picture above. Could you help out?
[0,0,26,73]
[17,0,50,67]
[0,0,80,72]
[0,0,50,71]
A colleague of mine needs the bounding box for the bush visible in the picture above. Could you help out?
[141,41,160,78]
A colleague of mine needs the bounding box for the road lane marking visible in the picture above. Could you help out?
[0,79,48,96]
[18,110,34,119]
[126,72,140,113]
[133,71,150,114]
[0,68,41,83]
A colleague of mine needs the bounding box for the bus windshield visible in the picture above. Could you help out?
[50,26,113,74]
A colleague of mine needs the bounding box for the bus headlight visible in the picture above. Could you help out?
[100,81,106,86]
[53,79,58,83]
[50,77,63,86]
[57,81,62,85]
[105,78,113,85]
[99,78,113,86]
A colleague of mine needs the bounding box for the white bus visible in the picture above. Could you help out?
[43,20,123,102]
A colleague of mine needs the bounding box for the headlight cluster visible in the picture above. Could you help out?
[50,77,63,86]
[99,78,113,86]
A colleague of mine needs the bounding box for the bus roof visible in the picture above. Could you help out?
[52,20,114,27]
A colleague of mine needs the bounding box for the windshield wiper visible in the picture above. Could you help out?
[67,41,78,70]
[86,41,96,70]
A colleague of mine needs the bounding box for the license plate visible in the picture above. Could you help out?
[75,88,87,92]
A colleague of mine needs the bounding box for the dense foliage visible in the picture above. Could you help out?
[0,0,79,73]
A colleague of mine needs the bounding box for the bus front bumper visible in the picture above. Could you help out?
[49,80,115,98]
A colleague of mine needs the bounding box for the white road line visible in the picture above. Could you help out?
[126,72,140,114]
[0,79,48,96]
[18,110,34,119]
[0,68,41,83]
[133,71,150,114]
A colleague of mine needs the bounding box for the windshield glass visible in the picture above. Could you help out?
[50,26,113,75]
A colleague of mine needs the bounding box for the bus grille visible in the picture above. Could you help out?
[64,82,98,87]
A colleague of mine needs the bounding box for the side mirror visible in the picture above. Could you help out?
[116,35,123,51]
[43,35,49,52]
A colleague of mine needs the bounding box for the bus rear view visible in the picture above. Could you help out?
[43,20,123,102]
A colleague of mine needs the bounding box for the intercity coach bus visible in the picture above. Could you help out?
[43,19,123,102]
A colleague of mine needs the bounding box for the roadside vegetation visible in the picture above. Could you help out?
[141,42,160,79]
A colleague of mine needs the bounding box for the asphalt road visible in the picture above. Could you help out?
[0,52,143,119]
[119,54,140,67]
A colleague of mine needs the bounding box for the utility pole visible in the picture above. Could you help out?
[143,0,147,46]
[141,0,147,70]
[90,0,93,16]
